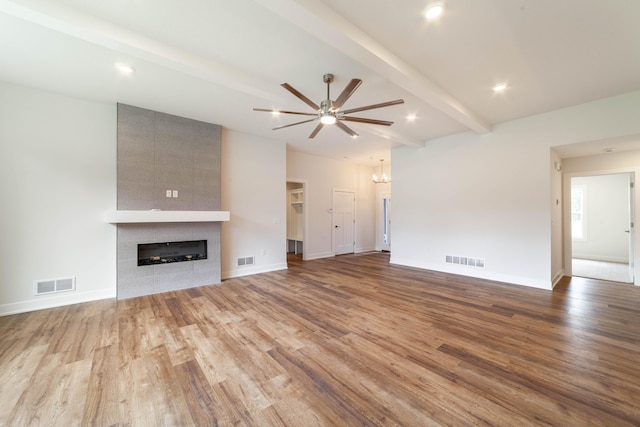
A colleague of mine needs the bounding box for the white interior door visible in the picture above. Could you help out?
[333,190,355,255]
[382,193,391,251]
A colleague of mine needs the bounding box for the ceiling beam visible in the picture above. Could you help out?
[0,0,285,103]
[254,0,492,135]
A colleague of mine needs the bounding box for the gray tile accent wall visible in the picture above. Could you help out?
[116,104,222,299]
[116,223,221,299]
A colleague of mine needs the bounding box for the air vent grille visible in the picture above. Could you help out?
[34,277,76,295]
[445,255,485,268]
[237,256,255,267]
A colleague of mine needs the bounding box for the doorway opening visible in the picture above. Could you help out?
[570,173,634,283]
[286,181,305,264]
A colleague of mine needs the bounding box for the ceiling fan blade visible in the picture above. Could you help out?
[341,99,404,115]
[273,118,317,130]
[308,123,324,138]
[333,79,362,109]
[253,108,317,116]
[281,83,320,111]
[335,121,359,138]
[340,116,393,126]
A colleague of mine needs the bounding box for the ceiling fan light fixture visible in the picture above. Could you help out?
[320,113,336,125]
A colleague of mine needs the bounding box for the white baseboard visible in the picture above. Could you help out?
[356,246,376,254]
[222,262,288,280]
[390,257,553,290]
[0,288,116,317]
[552,268,565,288]
[304,251,335,261]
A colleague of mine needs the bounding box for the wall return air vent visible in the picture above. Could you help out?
[237,256,255,267]
[445,255,485,268]
[34,276,76,296]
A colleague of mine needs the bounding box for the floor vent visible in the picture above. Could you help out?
[34,277,76,296]
[445,255,485,268]
[237,256,255,267]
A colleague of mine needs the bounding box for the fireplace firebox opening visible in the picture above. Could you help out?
[138,240,207,266]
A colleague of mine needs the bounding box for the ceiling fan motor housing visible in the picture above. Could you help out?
[320,99,334,113]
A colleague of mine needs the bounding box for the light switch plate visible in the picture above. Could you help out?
[172,190,178,198]
[166,190,172,198]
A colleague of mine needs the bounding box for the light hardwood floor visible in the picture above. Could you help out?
[1,252,639,426]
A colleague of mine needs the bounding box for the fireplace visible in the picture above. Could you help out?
[115,104,223,299]
[138,240,207,266]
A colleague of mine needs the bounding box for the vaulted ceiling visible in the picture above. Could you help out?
[2,0,639,164]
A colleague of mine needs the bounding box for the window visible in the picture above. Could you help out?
[571,185,586,240]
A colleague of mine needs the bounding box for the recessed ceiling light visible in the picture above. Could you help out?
[603,147,615,153]
[493,82,508,92]
[271,111,280,116]
[425,2,446,20]
[406,114,417,121]
[115,63,135,74]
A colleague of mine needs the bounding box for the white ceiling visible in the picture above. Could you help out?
[1,0,640,165]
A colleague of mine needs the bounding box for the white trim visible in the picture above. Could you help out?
[390,257,553,290]
[304,251,335,260]
[222,262,288,279]
[105,210,230,223]
[0,288,116,316]
[552,269,565,289]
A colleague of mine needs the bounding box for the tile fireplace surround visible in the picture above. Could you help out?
[114,104,227,299]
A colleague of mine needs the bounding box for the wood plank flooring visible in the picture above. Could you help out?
[1,252,640,426]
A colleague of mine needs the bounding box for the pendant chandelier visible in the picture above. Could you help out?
[372,159,390,184]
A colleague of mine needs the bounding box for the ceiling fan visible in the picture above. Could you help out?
[253,73,404,138]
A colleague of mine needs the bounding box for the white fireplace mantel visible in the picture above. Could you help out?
[105,210,230,224]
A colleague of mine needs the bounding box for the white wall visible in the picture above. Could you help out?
[391,89,640,290]
[221,129,287,278]
[0,82,117,315]
[286,151,376,260]
[0,82,291,314]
